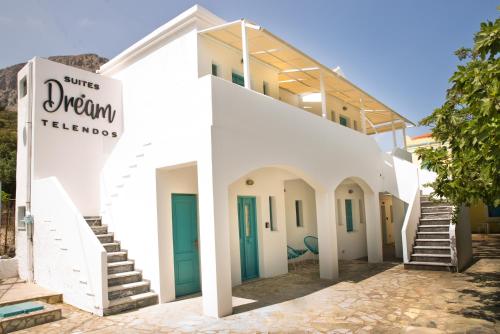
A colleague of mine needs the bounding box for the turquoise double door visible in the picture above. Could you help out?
[237,196,259,281]
[172,194,200,297]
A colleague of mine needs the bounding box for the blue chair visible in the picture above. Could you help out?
[287,246,307,270]
[287,246,307,260]
[304,236,319,263]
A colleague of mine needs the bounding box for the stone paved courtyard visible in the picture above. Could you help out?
[7,235,500,333]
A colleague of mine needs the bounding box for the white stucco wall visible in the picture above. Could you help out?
[335,183,367,260]
[284,179,317,261]
[228,167,294,285]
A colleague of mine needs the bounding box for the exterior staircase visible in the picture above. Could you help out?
[404,196,456,271]
[84,217,158,315]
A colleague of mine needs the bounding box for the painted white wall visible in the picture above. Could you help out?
[455,205,473,271]
[335,183,367,260]
[155,164,198,302]
[31,177,107,315]
[0,258,18,279]
[228,167,293,285]
[391,196,406,259]
[284,179,317,261]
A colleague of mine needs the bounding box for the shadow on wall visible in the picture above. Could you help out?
[232,260,398,314]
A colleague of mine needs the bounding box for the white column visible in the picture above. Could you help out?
[391,114,397,149]
[241,20,251,90]
[364,192,383,263]
[316,190,339,279]
[402,125,408,149]
[197,158,233,317]
[319,71,327,119]
[360,98,367,134]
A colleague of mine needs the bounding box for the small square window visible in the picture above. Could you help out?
[232,71,244,87]
[488,205,500,217]
[19,76,27,98]
[211,63,219,77]
[295,200,304,227]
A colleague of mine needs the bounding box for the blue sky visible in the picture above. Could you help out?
[1,0,498,150]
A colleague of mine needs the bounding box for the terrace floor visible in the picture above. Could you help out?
[10,235,500,333]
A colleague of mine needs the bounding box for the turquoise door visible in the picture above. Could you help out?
[345,199,353,232]
[237,196,259,281]
[172,194,200,297]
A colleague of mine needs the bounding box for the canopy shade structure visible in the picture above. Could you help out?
[199,20,414,135]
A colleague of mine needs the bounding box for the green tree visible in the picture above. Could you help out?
[417,17,500,208]
[0,110,17,197]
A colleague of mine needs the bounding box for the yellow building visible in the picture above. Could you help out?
[406,133,500,233]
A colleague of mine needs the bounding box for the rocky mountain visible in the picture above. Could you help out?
[0,54,108,112]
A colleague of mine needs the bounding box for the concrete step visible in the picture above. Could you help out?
[420,200,451,208]
[84,216,102,226]
[419,219,451,226]
[107,251,128,263]
[411,253,452,263]
[108,281,150,301]
[91,225,108,235]
[97,233,114,244]
[107,261,134,275]
[418,225,450,232]
[416,232,449,239]
[102,242,121,252]
[413,246,451,255]
[415,239,451,247]
[103,292,158,316]
[108,271,142,287]
[421,206,453,213]
[404,261,455,271]
[0,302,62,333]
[421,212,452,219]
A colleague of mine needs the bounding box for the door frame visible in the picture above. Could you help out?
[237,195,260,281]
[172,193,201,297]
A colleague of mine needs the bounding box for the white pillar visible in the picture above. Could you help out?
[391,115,397,149]
[316,190,339,279]
[241,20,251,90]
[197,158,233,317]
[402,125,408,149]
[319,71,327,119]
[364,192,383,262]
[360,98,367,134]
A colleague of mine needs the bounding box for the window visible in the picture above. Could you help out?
[353,120,358,130]
[295,200,303,227]
[17,206,26,231]
[330,110,336,122]
[269,196,277,231]
[488,205,500,217]
[232,72,244,87]
[339,116,349,127]
[263,81,269,96]
[19,76,27,98]
[211,63,219,77]
[345,199,353,232]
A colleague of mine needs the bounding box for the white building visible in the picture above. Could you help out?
[16,5,461,318]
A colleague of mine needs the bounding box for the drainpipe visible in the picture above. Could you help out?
[25,60,34,282]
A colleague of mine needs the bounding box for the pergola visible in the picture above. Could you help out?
[199,20,414,147]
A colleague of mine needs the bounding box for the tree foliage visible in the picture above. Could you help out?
[417,17,500,208]
[0,110,17,197]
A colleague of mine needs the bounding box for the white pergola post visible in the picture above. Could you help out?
[402,125,408,149]
[319,71,327,119]
[364,191,383,263]
[360,98,367,134]
[241,20,251,90]
[391,114,397,149]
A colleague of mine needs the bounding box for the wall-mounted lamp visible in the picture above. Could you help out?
[246,179,254,186]
[342,106,348,111]
[348,189,354,194]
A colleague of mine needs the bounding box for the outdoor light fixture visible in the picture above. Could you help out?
[342,106,348,111]
[246,179,254,186]
[348,189,354,194]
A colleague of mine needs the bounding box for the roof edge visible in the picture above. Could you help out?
[99,5,225,76]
